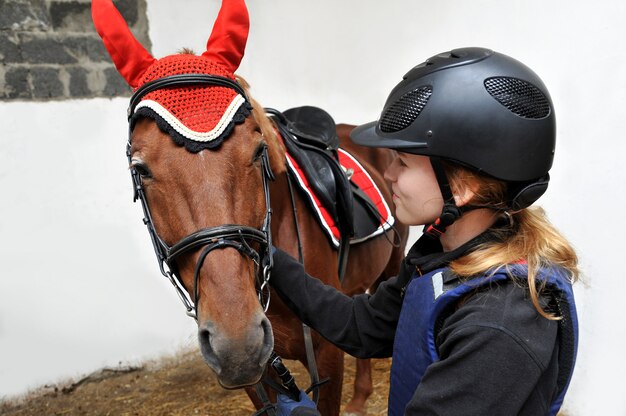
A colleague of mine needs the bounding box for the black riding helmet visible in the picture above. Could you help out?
[350,47,555,237]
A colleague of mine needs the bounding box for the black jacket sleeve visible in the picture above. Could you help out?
[270,248,411,358]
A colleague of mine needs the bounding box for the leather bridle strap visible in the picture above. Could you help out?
[126,73,273,319]
[127,142,275,319]
[191,233,263,318]
[127,73,248,120]
[127,74,319,414]
[283,169,327,404]
[168,225,267,263]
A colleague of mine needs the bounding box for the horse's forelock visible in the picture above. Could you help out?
[177,47,196,55]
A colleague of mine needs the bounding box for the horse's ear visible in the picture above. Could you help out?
[202,0,249,73]
[91,0,156,88]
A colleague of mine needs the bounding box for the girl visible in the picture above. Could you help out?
[272,47,579,416]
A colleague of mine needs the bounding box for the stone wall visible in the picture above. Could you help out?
[0,0,151,100]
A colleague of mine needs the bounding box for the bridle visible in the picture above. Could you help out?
[126,74,324,413]
[126,73,275,320]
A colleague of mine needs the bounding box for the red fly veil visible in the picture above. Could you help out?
[92,0,251,152]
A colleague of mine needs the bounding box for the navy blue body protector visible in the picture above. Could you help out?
[388,264,578,416]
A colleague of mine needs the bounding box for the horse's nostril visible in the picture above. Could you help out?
[258,316,274,366]
[198,326,221,374]
[199,327,210,346]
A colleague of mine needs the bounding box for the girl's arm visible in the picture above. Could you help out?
[270,247,410,358]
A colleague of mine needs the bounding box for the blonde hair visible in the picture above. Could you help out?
[444,163,579,320]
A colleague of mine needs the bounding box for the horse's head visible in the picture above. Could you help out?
[92,0,281,388]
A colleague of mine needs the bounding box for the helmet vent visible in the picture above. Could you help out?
[379,86,433,132]
[484,77,551,119]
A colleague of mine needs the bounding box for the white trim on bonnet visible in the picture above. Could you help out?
[134,94,246,142]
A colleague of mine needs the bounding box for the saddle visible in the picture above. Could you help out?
[268,106,388,279]
[269,106,351,229]
[282,106,340,150]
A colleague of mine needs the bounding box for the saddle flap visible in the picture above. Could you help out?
[284,144,396,248]
[282,132,353,236]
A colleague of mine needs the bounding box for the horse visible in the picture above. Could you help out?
[92,0,408,414]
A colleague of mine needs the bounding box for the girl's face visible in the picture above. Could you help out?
[384,153,443,226]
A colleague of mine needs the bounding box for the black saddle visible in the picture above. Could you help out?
[283,106,340,150]
[268,106,353,234]
[268,106,387,280]
[267,106,353,278]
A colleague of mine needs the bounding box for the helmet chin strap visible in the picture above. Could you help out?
[424,158,512,239]
[423,157,462,239]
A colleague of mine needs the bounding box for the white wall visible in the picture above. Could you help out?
[0,99,198,397]
[1,0,624,414]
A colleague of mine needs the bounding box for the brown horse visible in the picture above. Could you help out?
[92,0,408,414]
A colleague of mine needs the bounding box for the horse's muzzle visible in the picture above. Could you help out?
[198,311,274,388]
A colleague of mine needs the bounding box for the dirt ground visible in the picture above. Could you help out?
[0,349,391,416]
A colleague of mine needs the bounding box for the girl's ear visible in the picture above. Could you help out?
[453,177,480,207]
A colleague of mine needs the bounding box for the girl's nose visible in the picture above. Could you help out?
[384,158,399,182]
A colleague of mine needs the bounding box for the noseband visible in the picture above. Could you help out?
[127,74,275,320]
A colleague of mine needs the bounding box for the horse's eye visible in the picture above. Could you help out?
[132,162,152,178]
[253,142,267,162]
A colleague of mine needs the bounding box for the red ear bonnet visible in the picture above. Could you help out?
[203,0,250,73]
[91,0,252,152]
[91,0,155,88]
